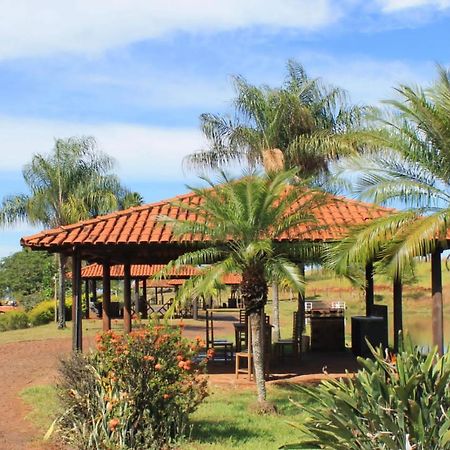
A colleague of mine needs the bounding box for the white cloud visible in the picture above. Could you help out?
[0,0,339,60]
[0,116,204,181]
[290,52,434,105]
[379,0,450,11]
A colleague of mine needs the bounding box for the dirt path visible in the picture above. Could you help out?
[0,338,71,450]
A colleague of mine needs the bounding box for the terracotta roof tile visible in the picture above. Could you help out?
[74,263,242,285]
[21,189,393,250]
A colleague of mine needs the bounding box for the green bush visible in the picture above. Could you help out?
[57,322,209,449]
[29,300,55,326]
[283,337,450,449]
[0,311,30,331]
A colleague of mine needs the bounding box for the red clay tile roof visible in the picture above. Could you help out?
[79,263,198,279]
[21,189,392,250]
[77,263,242,285]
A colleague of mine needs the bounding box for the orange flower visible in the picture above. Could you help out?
[176,355,184,361]
[143,355,155,362]
[155,363,162,370]
[178,360,185,368]
[183,359,192,371]
[109,418,120,431]
[163,393,171,399]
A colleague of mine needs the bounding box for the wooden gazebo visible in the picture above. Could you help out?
[21,189,440,352]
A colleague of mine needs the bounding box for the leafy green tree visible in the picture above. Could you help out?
[0,136,131,328]
[158,170,324,406]
[329,66,450,278]
[0,249,56,309]
[186,60,360,181]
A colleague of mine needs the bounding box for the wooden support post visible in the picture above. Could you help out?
[365,262,374,317]
[193,298,198,320]
[297,263,306,337]
[393,276,403,352]
[124,262,132,334]
[134,279,140,316]
[72,250,83,352]
[92,280,97,310]
[431,247,444,355]
[142,279,148,319]
[84,279,90,319]
[102,262,111,332]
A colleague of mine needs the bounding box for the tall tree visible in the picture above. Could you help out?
[0,249,56,310]
[185,60,361,181]
[329,66,450,352]
[157,170,324,406]
[0,136,129,328]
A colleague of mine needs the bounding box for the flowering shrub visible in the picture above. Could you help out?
[57,322,208,449]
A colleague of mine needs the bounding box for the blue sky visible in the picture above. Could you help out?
[1,0,450,257]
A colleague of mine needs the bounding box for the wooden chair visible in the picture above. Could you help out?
[236,312,271,379]
[205,311,233,362]
[235,318,253,379]
[274,312,300,359]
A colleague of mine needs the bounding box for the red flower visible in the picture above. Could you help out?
[109,418,120,431]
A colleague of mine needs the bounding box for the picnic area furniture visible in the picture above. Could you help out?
[310,315,345,351]
[273,311,301,359]
[235,312,272,380]
[205,310,233,362]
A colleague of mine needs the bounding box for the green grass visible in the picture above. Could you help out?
[185,385,310,449]
[21,385,59,433]
[0,319,124,345]
[20,384,312,449]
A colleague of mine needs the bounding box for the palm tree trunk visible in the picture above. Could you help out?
[57,254,66,329]
[249,310,266,403]
[272,283,281,342]
[240,264,268,405]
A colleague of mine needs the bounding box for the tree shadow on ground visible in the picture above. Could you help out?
[189,419,263,444]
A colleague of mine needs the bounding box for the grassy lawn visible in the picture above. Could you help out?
[21,384,311,450]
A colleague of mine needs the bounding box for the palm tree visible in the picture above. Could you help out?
[185,60,361,181]
[0,136,128,328]
[328,66,450,352]
[185,61,361,338]
[157,169,325,405]
[118,191,144,210]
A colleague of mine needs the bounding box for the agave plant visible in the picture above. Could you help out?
[282,337,450,449]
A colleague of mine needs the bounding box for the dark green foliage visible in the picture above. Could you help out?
[0,249,56,309]
[0,311,30,331]
[283,337,450,449]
